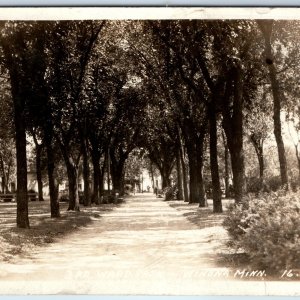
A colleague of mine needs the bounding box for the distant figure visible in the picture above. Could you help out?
[147,185,150,192]
[133,187,136,195]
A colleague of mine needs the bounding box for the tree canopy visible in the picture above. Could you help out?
[0,19,300,227]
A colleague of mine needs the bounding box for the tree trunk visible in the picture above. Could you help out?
[230,147,245,203]
[186,140,207,206]
[222,132,230,198]
[99,167,104,197]
[250,136,265,188]
[46,143,60,218]
[196,131,208,207]
[31,130,44,201]
[0,156,9,193]
[176,148,184,200]
[208,104,222,213]
[258,20,289,189]
[106,149,111,193]
[222,65,246,203]
[179,137,189,202]
[226,134,245,204]
[111,163,125,195]
[1,176,5,193]
[14,137,29,228]
[15,120,29,228]
[110,147,128,196]
[154,158,173,190]
[0,157,5,193]
[161,172,171,189]
[91,151,100,205]
[2,39,29,228]
[294,145,300,184]
[44,128,60,218]
[188,162,206,205]
[188,161,199,204]
[66,162,80,211]
[9,68,30,228]
[196,162,207,207]
[258,152,264,180]
[82,139,91,206]
[269,65,289,187]
[36,144,44,201]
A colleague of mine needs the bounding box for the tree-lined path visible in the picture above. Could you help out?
[1,19,300,295]
[0,195,299,295]
[0,194,229,294]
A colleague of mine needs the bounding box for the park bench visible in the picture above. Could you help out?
[0,194,15,202]
[28,192,37,201]
[0,192,38,202]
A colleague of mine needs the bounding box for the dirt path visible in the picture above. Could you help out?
[0,194,298,295]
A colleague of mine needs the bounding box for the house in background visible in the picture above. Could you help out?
[27,170,49,195]
[0,177,15,193]
[123,168,162,194]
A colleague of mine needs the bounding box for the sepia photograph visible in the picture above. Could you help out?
[0,7,299,295]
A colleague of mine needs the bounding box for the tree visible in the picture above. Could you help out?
[22,22,61,217]
[0,68,15,193]
[47,21,105,211]
[124,149,145,187]
[0,22,35,228]
[221,130,231,198]
[0,140,15,193]
[139,101,177,190]
[257,20,289,189]
[140,21,209,206]
[28,128,44,201]
[84,63,115,204]
[245,86,273,187]
[287,105,300,184]
[207,20,262,203]
[109,87,146,195]
[277,21,300,186]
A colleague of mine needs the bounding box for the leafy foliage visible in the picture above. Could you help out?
[224,191,300,271]
[162,185,179,201]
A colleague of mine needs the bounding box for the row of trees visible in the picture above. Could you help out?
[137,20,300,208]
[0,20,300,228]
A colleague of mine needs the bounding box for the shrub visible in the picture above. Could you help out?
[247,176,285,194]
[223,191,300,271]
[246,177,263,194]
[223,196,260,243]
[290,176,299,192]
[265,175,282,192]
[162,186,178,201]
[102,194,115,204]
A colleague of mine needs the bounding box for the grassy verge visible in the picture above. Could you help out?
[0,199,120,262]
[167,199,256,277]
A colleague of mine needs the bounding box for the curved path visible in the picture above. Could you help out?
[0,194,298,295]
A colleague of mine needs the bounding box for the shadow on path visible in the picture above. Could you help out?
[167,199,250,270]
[0,199,123,262]
[0,194,292,295]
